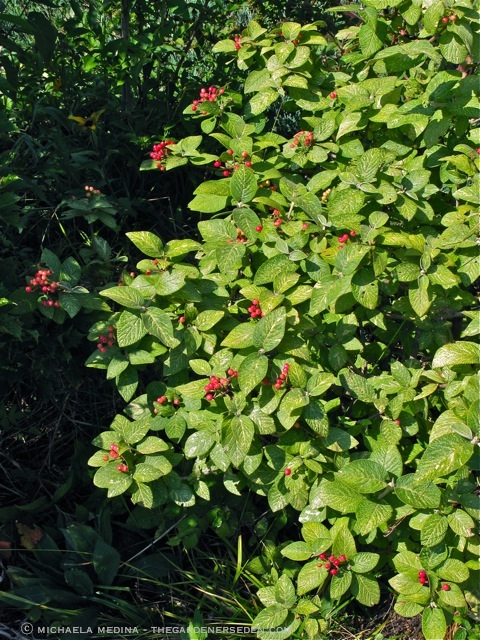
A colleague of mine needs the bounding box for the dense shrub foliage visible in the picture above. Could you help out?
[82,2,480,639]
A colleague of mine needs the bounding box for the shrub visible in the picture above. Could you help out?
[87,3,479,638]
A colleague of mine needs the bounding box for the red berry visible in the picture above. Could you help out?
[227,369,235,376]
[302,223,308,230]
[227,149,234,155]
[441,583,451,591]
[103,455,109,461]
[173,398,180,405]
[330,568,338,575]
[349,230,357,237]
[205,393,214,401]
[241,151,249,158]
[274,218,283,227]
[317,563,323,568]
[394,419,401,425]
[108,326,115,332]
[329,91,337,99]
[418,571,427,578]
[449,14,457,21]
[117,464,124,472]
[319,553,326,560]
[223,170,230,177]
[256,225,263,232]
[338,555,346,562]
[145,270,151,275]
[284,468,292,476]
[324,562,331,570]
[252,299,259,305]
[213,160,222,168]
[245,161,252,167]
[476,148,480,154]
[442,16,449,23]
[157,396,167,404]
[179,316,185,323]
[333,558,340,566]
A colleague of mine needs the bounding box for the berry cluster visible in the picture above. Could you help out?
[418,570,428,585]
[117,463,129,473]
[269,207,283,227]
[290,130,314,148]
[150,140,175,171]
[26,268,61,308]
[235,228,247,243]
[104,443,119,460]
[96,325,116,353]
[338,230,357,248]
[191,86,224,113]
[273,363,290,390]
[321,188,332,202]
[84,184,101,196]
[248,299,264,318]
[203,370,238,402]
[442,14,457,23]
[153,395,181,413]
[317,553,348,575]
[233,35,242,50]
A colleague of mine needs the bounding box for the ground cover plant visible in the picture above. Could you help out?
[1,1,479,639]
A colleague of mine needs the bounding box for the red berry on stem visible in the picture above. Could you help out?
[179,316,185,323]
[330,568,338,575]
[338,555,346,562]
[284,468,292,476]
[319,553,326,560]
[256,225,263,232]
[442,16,449,23]
[205,393,214,401]
[103,455,109,461]
[324,562,331,570]
[223,170,230,177]
[329,91,337,99]
[441,583,451,591]
[449,14,457,21]
[349,230,357,237]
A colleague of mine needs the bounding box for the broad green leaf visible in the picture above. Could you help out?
[221,322,256,348]
[330,571,352,600]
[60,257,81,285]
[281,541,312,561]
[350,552,379,574]
[238,353,269,396]
[339,369,376,403]
[253,306,286,352]
[297,560,329,596]
[318,479,362,514]
[254,255,298,285]
[432,341,480,368]
[409,275,432,317]
[184,431,215,459]
[126,231,163,257]
[94,465,133,497]
[142,308,178,348]
[248,88,279,115]
[230,165,258,204]
[351,573,380,606]
[116,310,148,347]
[153,271,185,296]
[195,310,224,331]
[337,460,388,493]
[351,269,378,309]
[422,607,446,640]
[395,474,441,509]
[275,574,296,608]
[100,286,145,309]
[356,498,393,535]
[421,514,448,547]
[415,434,473,483]
[251,603,288,630]
[437,559,469,583]
[222,415,254,467]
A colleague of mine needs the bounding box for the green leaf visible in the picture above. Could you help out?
[238,353,269,396]
[422,607,446,640]
[230,165,258,204]
[222,415,254,467]
[355,498,393,535]
[281,541,312,561]
[126,231,163,257]
[142,308,178,348]
[297,560,329,596]
[339,370,376,403]
[100,286,145,309]
[184,431,215,459]
[248,88,279,115]
[318,479,362,514]
[134,457,172,482]
[221,322,256,348]
[136,436,169,454]
[350,552,379,574]
[60,257,81,286]
[415,434,473,483]
[254,255,297,286]
[351,269,379,309]
[153,271,185,296]
[337,460,388,493]
[117,310,148,347]
[395,474,441,509]
[438,558,469,583]
[432,341,480,368]
[351,573,380,606]
[448,510,475,538]
[409,274,432,317]
[116,367,138,402]
[106,356,129,380]
[330,570,352,600]
[253,307,286,352]
[251,603,288,630]
[421,514,448,547]
[274,574,296,608]
[195,310,225,331]
[93,465,133,498]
